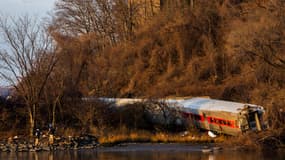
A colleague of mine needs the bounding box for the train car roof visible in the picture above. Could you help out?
[166,98,263,114]
[90,97,264,114]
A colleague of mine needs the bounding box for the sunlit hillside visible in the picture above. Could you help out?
[0,0,284,148]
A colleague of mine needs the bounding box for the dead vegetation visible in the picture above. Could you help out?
[0,0,285,148]
[98,130,224,146]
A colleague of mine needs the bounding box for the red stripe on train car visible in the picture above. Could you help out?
[207,117,237,128]
[180,112,238,128]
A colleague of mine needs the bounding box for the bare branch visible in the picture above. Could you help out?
[0,15,57,136]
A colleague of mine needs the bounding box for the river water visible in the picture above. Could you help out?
[0,144,284,160]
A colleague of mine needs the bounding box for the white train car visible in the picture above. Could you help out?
[165,98,266,136]
[95,97,266,136]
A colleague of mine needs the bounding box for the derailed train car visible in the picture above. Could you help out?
[165,98,267,136]
[96,97,267,136]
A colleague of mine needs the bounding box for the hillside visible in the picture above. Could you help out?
[0,0,284,148]
[89,1,285,102]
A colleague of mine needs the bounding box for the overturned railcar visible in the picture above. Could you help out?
[95,97,267,136]
[166,98,266,136]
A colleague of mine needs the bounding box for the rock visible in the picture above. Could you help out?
[0,135,100,152]
[57,146,66,150]
[42,146,50,151]
[201,146,213,153]
[0,144,6,152]
[92,141,98,147]
[18,144,29,152]
[28,144,34,150]
[81,144,95,149]
[10,144,18,152]
[201,148,213,153]
[29,149,36,152]
[34,147,42,152]
[212,146,222,152]
[2,148,10,152]
[73,141,79,148]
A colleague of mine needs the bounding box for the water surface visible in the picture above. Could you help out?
[1,144,284,160]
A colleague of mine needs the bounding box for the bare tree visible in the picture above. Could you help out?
[52,0,143,44]
[233,0,285,71]
[53,0,118,45]
[43,67,65,128]
[246,28,285,70]
[0,16,57,136]
[114,0,141,41]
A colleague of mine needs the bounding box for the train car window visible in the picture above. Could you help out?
[227,121,232,126]
[195,115,201,121]
[188,114,202,121]
[182,112,189,118]
[215,119,219,124]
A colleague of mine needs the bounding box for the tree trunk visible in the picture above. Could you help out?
[52,96,60,127]
[190,0,194,9]
[150,0,154,16]
[28,106,35,137]
[160,0,164,10]
[52,103,56,127]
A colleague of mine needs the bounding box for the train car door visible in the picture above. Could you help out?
[248,111,262,131]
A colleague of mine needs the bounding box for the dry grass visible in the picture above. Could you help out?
[56,127,81,137]
[98,129,225,146]
[0,131,15,139]
[223,132,260,150]
[222,129,285,151]
[1,2,285,150]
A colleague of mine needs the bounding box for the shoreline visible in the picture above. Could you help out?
[1,132,282,153]
[0,139,223,153]
[0,134,223,153]
[1,137,284,153]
